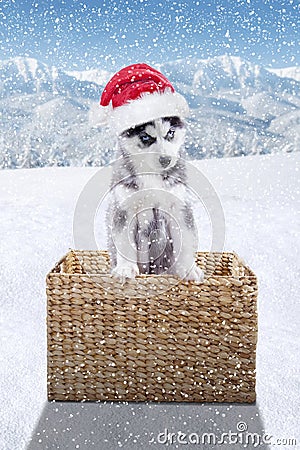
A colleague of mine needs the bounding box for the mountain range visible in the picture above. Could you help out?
[0,55,299,169]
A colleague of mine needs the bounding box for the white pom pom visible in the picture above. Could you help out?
[88,103,113,128]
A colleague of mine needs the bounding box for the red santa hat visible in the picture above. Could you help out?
[96,63,189,134]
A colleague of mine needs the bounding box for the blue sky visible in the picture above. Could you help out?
[0,0,299,70]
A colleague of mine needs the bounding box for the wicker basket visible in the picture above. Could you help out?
[46,250,257,403]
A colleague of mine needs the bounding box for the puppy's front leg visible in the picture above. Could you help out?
[172,203,204,282]
[110,205,139,283]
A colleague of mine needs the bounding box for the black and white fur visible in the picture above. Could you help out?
[106,116,204,283]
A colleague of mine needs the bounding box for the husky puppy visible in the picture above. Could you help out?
[106,115,204,283]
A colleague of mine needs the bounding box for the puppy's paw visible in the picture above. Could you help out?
[111,261,139,284]
[185,264,205,282]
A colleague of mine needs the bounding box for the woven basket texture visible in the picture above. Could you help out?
[46,250,257,402]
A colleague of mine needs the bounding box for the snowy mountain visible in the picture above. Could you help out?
[0,55,299,169]
[0,57,113,169]
[0,57,101,99]
[65,68,112,86]
[267,66,300,82]
[158,56,299,157]
[160,55,298,94]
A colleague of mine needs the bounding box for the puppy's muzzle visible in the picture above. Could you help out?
[159,155,172,168]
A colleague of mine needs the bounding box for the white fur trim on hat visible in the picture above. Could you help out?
[108,91,189,134]
[88,102,113,128]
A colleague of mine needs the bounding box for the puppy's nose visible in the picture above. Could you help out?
[159,156,171,168]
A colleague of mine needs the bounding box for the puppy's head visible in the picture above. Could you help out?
[119,116,186,172]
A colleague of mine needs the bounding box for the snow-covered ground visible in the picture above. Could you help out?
[0,153,299,449]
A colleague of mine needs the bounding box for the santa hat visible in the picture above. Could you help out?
[95,63,189,134]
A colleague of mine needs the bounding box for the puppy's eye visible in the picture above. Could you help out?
[139,132,156,147]
[140,132,150,143]
[165,127,175,141]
